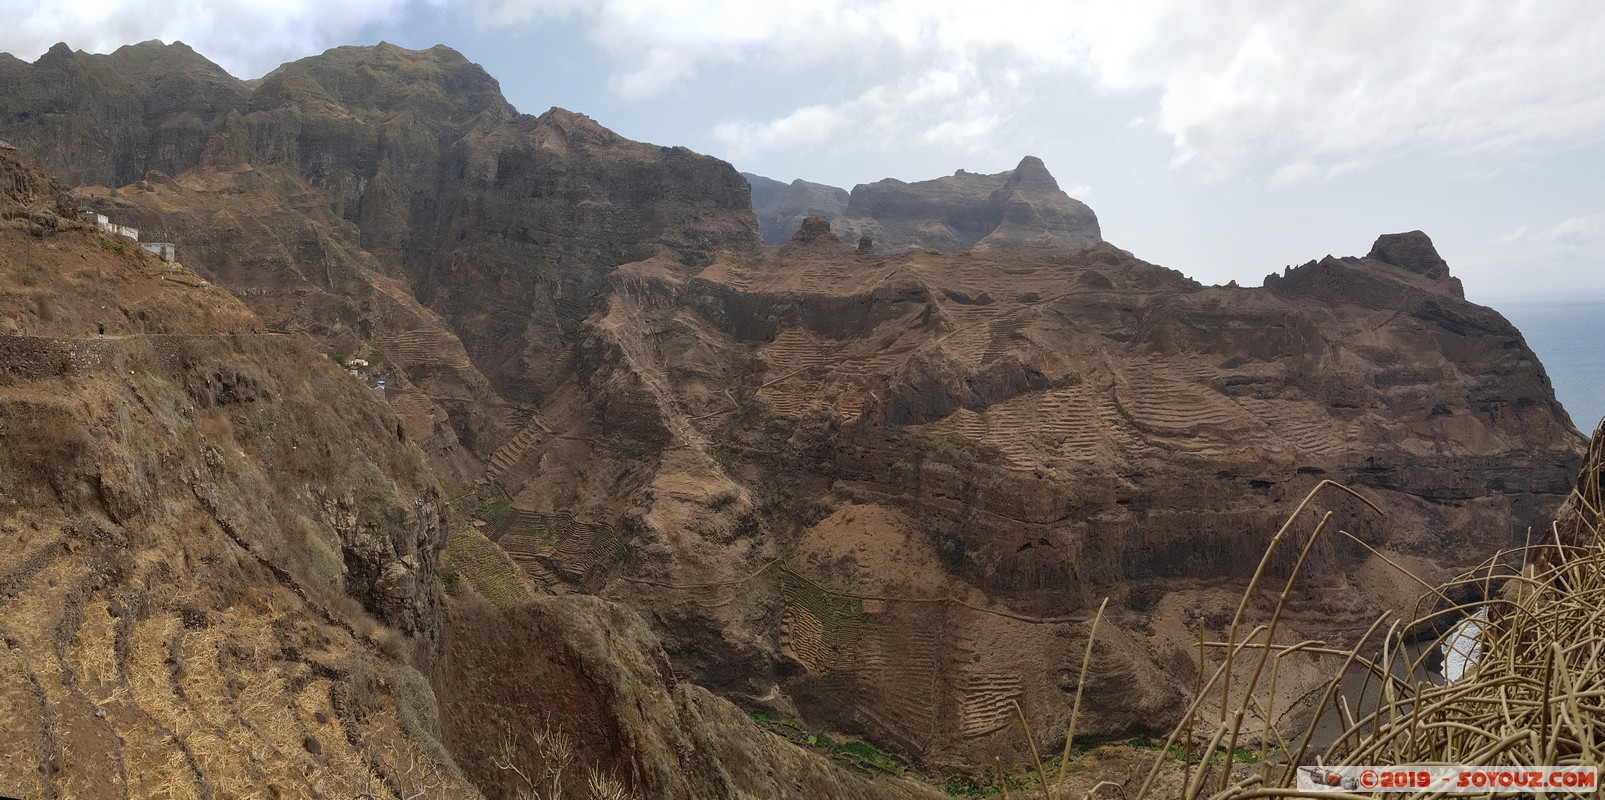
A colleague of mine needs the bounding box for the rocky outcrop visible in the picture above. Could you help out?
[0,145,77,226]
[1365,230,1465,298]
[412,105,760,403]
[744,173,849,245]
[0,41,759,412]
[0,41,247,187]
[746,156,1102,253]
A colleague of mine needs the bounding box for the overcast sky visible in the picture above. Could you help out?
[4,0,1603,303]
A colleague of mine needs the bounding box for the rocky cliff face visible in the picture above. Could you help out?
[744,156,1102,253]
[0,40,1585,782]
[517,218,1579,768]
[0,41,757,455]
[0,104,947,800]
[744,173,849,245]
[0,41,247,187]
[0,149,473,797]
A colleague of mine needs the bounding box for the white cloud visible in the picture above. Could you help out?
[448,0,1605,183]
[714,62,1011,160]
[1064,184,1092,198]
[1493,225,1529,244]
[1267,157,1364,187]
[1473,213,1605,301]
[1268,159,1318,187]
[712,104,846,158]
[7,0,1603,187]
[1548,214,1605,247]
[1325,160,1364,179]
[463,0,587,27]
[1503,214,1605,248]
[1,0,408,77]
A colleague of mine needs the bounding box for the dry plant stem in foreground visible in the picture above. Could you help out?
[1212,438,1605,798]
[1135,481,1382,799]
[1006,447,1605,799]
[1055,597,1110,800]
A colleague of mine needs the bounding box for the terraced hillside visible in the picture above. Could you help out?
[0,323,476,797]
[473,218,1582,769]
[1,139,954,800]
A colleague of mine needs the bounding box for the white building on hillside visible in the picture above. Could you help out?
[80,210,140,241]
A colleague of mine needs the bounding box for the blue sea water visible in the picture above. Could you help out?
[1495,299,1605,433]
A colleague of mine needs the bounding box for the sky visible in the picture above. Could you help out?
[3,0,1603,304]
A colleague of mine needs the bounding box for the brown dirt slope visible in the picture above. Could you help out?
[439,594,948,799]
[70,164,497,484]
[0,335,491,797]
[0,141,947,800]
[0,207,473,796]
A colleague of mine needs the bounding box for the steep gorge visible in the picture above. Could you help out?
[0,144,949,798]
[0,40,1586,782]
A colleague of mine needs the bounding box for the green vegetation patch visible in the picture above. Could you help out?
[745,709,915,779]
[777,567,865,656]
[472,492,514,535]
[445,525,531,609]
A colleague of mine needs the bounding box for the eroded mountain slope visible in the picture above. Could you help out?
[0,147,470,798]
[743,173,849,246]
[477,217,1581,769]
[0,41,1585,779]
[1,125,949,800]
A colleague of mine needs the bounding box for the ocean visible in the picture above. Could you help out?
[1496,299,1605,433]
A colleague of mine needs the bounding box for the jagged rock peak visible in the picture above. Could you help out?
[114,39,196,55]
[38,39,229,76]
[535,107,618,139]
[307,40,473,65]
[1369,231,1449,280]
[262,42,510,118]
[1006,155,1059,190]
[1367,230,1464,298]
[1266,230,1467,300]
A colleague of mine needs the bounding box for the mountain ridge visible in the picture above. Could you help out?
[744,155,1102,253]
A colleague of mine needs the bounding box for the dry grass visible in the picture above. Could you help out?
[1005,434,1605,799]
[490,723,643,800]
